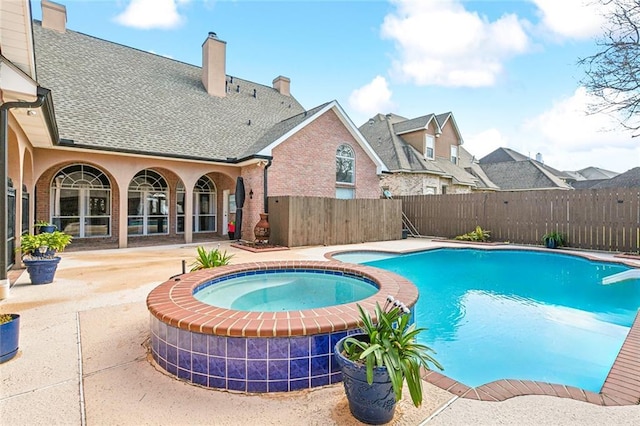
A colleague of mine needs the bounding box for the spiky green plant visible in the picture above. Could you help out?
[0,314,14,324]
[342,298,443,407]
[190,246,233,271]
[455,225,491,242]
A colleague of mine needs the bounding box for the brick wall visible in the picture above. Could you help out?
[268,109,381,199]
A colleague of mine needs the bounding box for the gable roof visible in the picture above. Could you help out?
[576,166,620,180]
[32,21,307,162]
[253,101,387,174]
[358,113,477,186]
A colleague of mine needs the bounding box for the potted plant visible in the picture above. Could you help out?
[334,297,442,424]
[34,219,56,234]
[227,221,235,240]
[19,231,72,284]
[0,313,20,363]
[542,231,565,249]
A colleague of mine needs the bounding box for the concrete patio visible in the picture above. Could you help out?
[1,239,638,425]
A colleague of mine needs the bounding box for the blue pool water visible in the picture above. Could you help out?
[194,271,377,311]
[361,249,640,392]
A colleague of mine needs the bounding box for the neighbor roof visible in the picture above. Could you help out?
[32,21,306,162]
[479,160,572,190]
[479,147,529,164]
[590,167,640,189]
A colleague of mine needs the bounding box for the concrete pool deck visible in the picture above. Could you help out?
[1,238,639,425]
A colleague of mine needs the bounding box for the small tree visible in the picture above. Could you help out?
[578,0,640,136]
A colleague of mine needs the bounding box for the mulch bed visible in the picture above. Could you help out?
[231,241,289,253]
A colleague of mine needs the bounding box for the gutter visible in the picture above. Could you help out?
[0,88,48,281]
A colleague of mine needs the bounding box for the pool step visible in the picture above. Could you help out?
[602,269,640,285]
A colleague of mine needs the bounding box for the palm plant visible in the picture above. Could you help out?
[341,298,443,407]
[190,245,233,271]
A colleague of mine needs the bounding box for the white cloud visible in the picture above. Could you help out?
[115,0,189,30]
[532,0,607,40]
[464,128,510,160]
[519,87,640,171]
[381,0,530,87]
[348,76,395,118]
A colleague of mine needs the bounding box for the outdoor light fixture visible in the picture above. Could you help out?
[249,189,253,199]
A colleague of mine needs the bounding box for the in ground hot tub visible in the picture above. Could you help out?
[147,261,418,393]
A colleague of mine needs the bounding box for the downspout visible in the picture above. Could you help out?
[263,158,272,214]
[0,91,47,281]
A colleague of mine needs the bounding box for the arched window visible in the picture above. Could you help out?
[128,170,168,235]
[336,144,355,199]
[51,164,111,237]
[176,176,217,233]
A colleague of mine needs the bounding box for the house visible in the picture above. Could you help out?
[0,0,386,265]
[587,167,640,189]
[478,148,573,191]
[564,166,619,189]
[359,112,491,195]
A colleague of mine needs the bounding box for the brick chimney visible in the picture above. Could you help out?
[272,76,291,97]
[41,0,67,33]
[202,32,226,98]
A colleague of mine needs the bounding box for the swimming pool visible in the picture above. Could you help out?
[354,248,640,393]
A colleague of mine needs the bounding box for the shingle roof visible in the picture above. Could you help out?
[590,167,640,188]
[459,147,499,190]
[32,21,306,161]
[576,166,620,180]
[479,147,529,164]
[478,160,572,190]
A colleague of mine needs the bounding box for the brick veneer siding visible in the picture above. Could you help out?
[269,109,381,199]
[380,173,472,196]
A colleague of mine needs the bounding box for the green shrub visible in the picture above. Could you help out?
[454,226,491,242]
[190,246,233,271]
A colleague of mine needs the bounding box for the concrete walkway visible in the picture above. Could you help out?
[1,239,638,425]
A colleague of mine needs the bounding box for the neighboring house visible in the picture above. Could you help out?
[478,148,573,191]
[1,0,386,258]
[588,167,640,189]
[564,167,620,189]
[359,112,488,195]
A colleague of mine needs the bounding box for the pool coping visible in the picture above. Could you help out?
[328,245,640,406]
[146,261,419,337]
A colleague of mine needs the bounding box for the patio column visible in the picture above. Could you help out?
[118,184,128,248]
[184,186,193,244]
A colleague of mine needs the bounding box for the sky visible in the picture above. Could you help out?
[31,0,640,173]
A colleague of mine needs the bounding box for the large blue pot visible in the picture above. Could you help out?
[334,334,396,425]
[23,257,61,285]
[0,314,20,363]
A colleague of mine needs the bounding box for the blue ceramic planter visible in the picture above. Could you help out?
[334,334,396,425]
[0,314,20,363]
[23,257,61,285]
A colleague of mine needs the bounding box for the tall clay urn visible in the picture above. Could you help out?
[254,213,270,244]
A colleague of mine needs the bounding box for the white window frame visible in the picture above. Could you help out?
[128,170,169,236]
[450,145,458,165]
[50,164,111,238]
[425,135,435,160]
[336,144,355,185]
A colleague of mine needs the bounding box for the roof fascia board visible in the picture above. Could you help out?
[257,100,388,174]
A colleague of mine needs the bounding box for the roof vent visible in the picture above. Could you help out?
[253,89,257,98]
[208,32,218,39]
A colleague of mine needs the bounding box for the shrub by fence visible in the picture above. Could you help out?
[268,196,402,247]
[400,188,640,253]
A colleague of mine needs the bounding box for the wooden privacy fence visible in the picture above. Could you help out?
[400,188,640,253]
[267,196,402,247]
